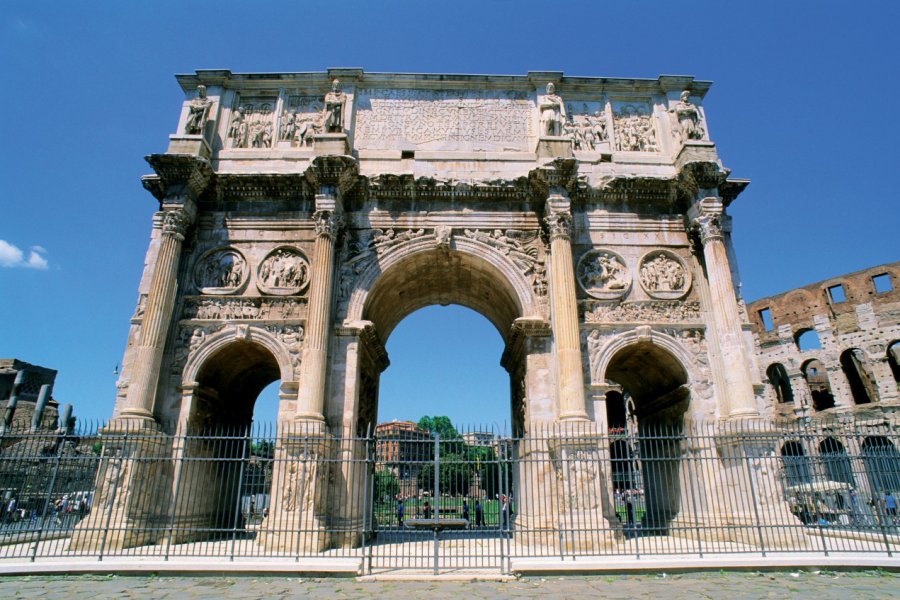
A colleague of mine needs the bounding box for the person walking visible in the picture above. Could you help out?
[462,500,470,525]
[396,499,404,527]
[474,500,484,528]
[423,500,431,520]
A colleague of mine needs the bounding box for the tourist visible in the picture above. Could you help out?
[423,500,431,520]
[885,491,897,524]
[462,500,470,524]
[396,499,404,527]
[474,500,484,527]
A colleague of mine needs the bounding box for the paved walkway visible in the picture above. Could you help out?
[0,571,897,599]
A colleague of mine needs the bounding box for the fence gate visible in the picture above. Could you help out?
[365,431,514,574]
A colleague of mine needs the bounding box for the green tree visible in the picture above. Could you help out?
[417,416,460,440]
[374,469,400,500]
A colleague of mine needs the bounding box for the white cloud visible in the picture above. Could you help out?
[0,240,49,269]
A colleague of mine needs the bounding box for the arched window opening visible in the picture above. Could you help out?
[862,437,900,496]
[840,349,877,405]
[819,438,854,486]
[802,359,835,411]
[781,441,812,487]
[795,329,821,352]
[766,363,794,404]
[887,341,900,384]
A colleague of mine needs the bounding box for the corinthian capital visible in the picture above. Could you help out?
[161,209,189,238]
[544,211,573,241]
[692,213,723,243]
[313,210,344,240]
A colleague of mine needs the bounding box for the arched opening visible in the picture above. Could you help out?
[795,329,821,352]
[840,349,878,405]
[605,390,627,430]
[766,363,794,405]
[355,246,529,536]
[604,342,689,533]
[802,359,835,411]
[888,341,900,384]
[179,340,281,539]
[862,437,900,497]
[780,441,811,487]
[819,438,854,486]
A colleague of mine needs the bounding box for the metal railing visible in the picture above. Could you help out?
[0,417,898,573]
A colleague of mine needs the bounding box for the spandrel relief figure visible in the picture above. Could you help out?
[257,248,310,295]
[577,250,632,300]
[184,85,211,135]
[613,104,658,152]
[638,251,691,299]
[323,79,346,133]
[194,249,247,294]
[671,90,705,143]
[539,83,566,136]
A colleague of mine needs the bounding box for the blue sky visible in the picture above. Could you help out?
[1,1,897,428]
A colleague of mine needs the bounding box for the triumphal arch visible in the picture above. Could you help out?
[72,69,786,554]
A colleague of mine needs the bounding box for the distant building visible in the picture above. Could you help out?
[461,431,494,447]
[748,262,900,420]
[375,421,430,498]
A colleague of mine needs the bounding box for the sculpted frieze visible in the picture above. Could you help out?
[228,97,276,149]
[583,300,702,323]
[279,95,323,146]
[182,296,306,321]
[463,229,547,298]
[354,88,534,150]
[577,250,631,300]
[563,102,610,151]
[194,248,248,295]
[612,101,658,152]
[257,248,310,296]
[638,251,691,300]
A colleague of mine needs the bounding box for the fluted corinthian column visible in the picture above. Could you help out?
[689,198,757,417]
[545,191,589,421]
[120,209,190,421]
[296,192,343,425]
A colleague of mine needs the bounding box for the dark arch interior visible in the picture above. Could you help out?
[819,437,854,485]
[839,349,877,405]
[766,363,793,404]
[862,436,900,495]
[604,342,689,533]
[195,341,281,429]
[889,342,900,383]
[802,359,835,411]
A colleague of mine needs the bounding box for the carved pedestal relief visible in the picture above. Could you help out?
[194,248,248,295]
[577,250,631,300]
[638,250,691,300]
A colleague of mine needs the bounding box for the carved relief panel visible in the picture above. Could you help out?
[577,250,631,300]
[193,248,248,295]
[611,101,658,152]
[563,101,611,151]
[257,247,310,296]
[638,250,691,300]
[278,95,324,147]
[227,95,276,149]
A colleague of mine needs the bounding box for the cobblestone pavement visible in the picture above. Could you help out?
[0,571,897,599]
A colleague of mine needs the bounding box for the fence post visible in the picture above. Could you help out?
[683,427,703,559]
[433,432,440,576]
[360,426,372,575]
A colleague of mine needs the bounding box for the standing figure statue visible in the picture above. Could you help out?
[671,90,704,142]
[539,82,566,136]
[184,85,211,135]
[324,79,346,133]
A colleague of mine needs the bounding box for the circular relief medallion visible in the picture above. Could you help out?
[576,250,632,300]
[193,248,248,295]
[638,250,691,299]
[257,247,310,295]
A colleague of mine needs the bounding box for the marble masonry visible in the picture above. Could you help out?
[73,69,803,552]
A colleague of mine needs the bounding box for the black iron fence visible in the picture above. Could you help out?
[1,418,899,573]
